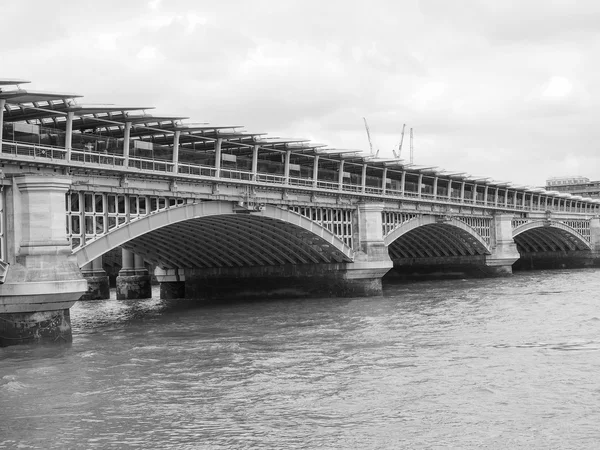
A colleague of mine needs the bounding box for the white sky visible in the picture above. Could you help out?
[2,0,600,186]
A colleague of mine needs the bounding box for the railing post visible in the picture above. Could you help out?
[312,155,319,188]
[123,121,131,168]
[284,150,291,185]
[252,144,259,181]
[0,99,5,152]
[215,137,222,178]
[65,111,74,161]
[337,159,345,191]
[381,167,387,195]
[172,130,180,175]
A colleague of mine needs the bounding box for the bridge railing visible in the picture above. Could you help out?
[1,141,67,159]
[1,140,597,215]
[71,150,125,166]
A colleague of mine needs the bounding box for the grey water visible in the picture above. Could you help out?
[2,268,600,449]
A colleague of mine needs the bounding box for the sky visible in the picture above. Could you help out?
[2,0,600,187]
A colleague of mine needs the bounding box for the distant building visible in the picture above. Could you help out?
[546,176,600,199]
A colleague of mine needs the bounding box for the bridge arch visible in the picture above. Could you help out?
[512,221,591,253]
[383,216,492,259]
[75,202,354,268]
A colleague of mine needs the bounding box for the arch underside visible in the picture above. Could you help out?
[387,223,490,259]
[514,227,590,253]
[120,214,352,269]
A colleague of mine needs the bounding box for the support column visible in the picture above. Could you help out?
[0,98,5,152]
[172,130,180,175]
[484,185,489,206]
[337,160,345,191]
[80,256,110,300]
[214,138,222,178]
[284,150,291,185]
[123,121,131,168]
[590,217,600,256]
[116,248,151,299]
[65,111,74,161]
[251,145,259,181]
[447,180,453,200]
[361,164,367,193]
[460,182,465,202]
[312,155,319,188]
[417,173,423,198]
[472,184,478,203]
[155,267,185,299]
[485,213,520,275]
[433,177,438,199]
[381,167,388,195]
[0,175,87,346]
[400,170,406,196]
[346,202,394,293]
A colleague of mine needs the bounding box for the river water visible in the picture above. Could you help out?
[1,268,600,449]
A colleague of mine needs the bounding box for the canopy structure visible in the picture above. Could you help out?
[0,77,587,203]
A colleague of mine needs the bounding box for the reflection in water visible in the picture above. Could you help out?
[2,269,600,449]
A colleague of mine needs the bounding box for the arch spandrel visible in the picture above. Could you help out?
[512,221,592,252]
[383,215,492,256]
[74,202,355,267]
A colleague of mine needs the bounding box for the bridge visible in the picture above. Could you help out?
[1,77,599,346]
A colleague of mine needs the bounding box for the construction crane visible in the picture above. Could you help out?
[393,124,406,159]
[363,117,379,157]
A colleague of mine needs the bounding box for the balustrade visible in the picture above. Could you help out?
[0,139,597,215]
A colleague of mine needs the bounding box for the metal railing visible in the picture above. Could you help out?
[0,140,597,215]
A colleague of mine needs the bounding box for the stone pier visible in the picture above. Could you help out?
[116,249,151,299]
[80,256,110,300]
[0,175,86,346]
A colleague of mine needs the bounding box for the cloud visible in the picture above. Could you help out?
[3,0,600,185]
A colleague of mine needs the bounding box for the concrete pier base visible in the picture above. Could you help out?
[160,282,185,299]
[80,257,110,300]
[116,274,152,300]
[185,262,390,301]
[80,275,110,300]
[513,251,600,271]
[155,268,186,299]
[0,309,72,346]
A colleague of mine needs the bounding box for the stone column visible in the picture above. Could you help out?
[80,256,110,300]
[344,202,393,294]
[0,175,87,346]
[485,213,520,275]
[155,267,185,299]
[116,248,151,299]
